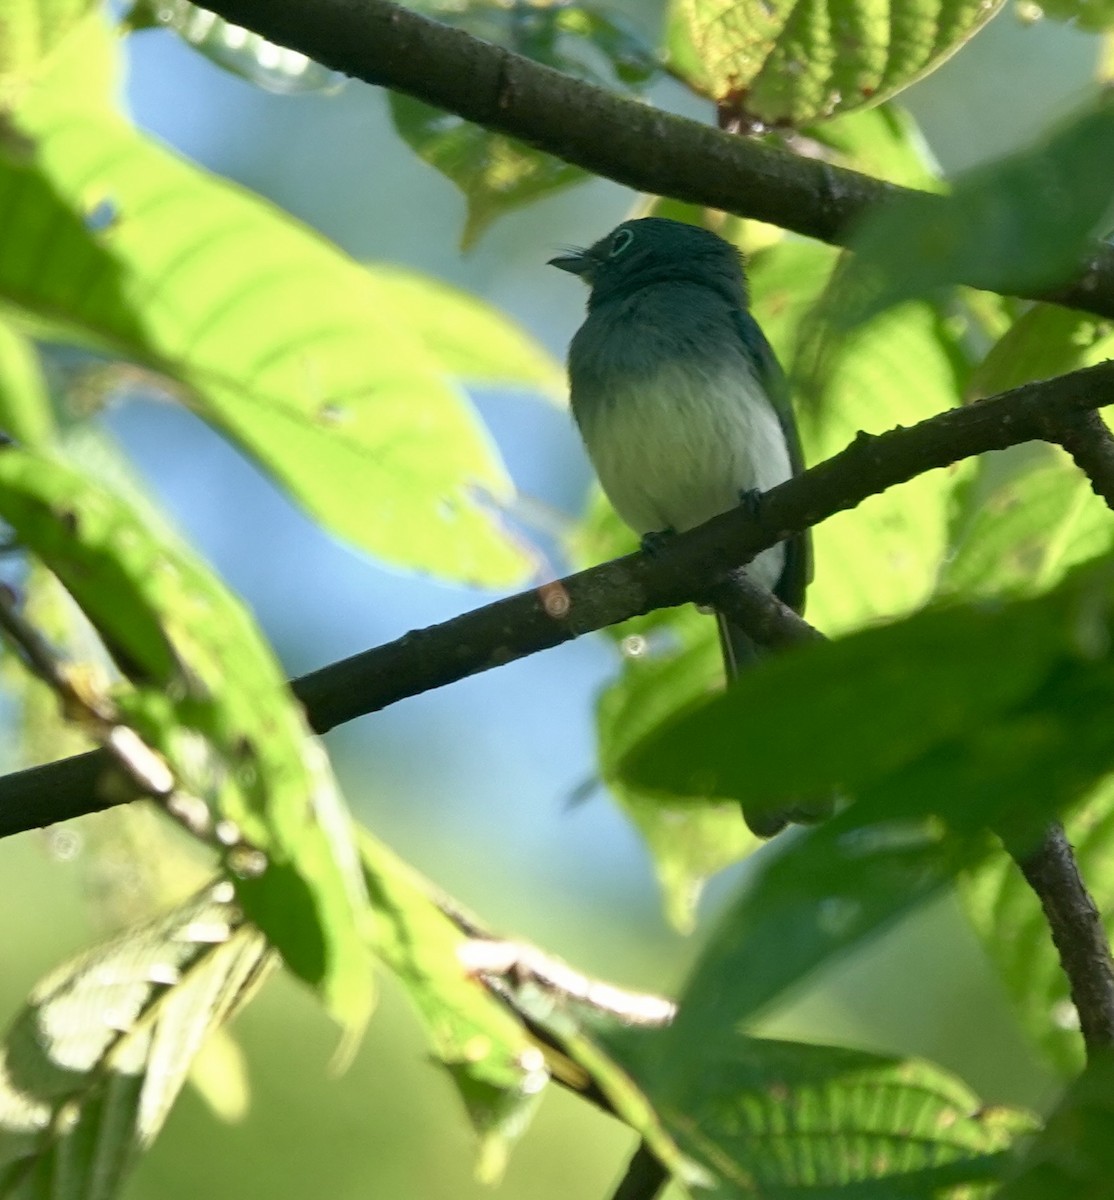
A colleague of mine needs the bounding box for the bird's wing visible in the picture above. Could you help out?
[733,309,813,613]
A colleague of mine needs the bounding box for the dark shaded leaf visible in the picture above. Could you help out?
[841,99,1114,324]
[995,1049,1114,1199]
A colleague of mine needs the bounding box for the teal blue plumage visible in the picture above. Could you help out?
[551,217,818,836]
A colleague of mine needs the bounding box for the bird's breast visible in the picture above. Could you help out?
[568,293,792,590]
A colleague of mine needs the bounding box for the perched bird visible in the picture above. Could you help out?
[550,216,819,837]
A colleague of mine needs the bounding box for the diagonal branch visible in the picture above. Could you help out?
[1,358,1113,838]
[197,0,1114,319]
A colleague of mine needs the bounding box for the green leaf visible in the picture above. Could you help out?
[0,320,55,448]
[960,778,1114,1077]
[606,1028,1032,1196]
[803,301,962,634]
[939,444,1114,602]
[666,0,1004,127]
[620,561,1114,831]
[404,0,659,88]
[363,266,563,396]
[389,94,587,251]
[746,239,963,634]
[1037,0,1114,32]
[0,883,274,1200]
[995,1049,1114,1199]
[0,0,99,99]
[3,54,527,588]
[137,1,346,94]
[0,444,375,1030]
[565,489,757,926]
[797,103,944,191]
[357,832,545,1179]
[841,98,1114,324]
[967,304,1114,400]
[596,606,757,930]
[646,808,993,1041]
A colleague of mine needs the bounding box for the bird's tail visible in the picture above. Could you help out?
[715,610,835,839]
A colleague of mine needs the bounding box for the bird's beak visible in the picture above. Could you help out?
[548,248,594,280]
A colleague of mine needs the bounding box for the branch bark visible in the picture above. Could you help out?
[1012,824,1114,1061]
[2,358,1113,838]
[197,0,1114,319]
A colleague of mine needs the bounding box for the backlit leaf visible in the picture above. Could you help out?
[0,883,273,1200]
[2,39,527,587]
[666,0,1004,127]
[0,444,375,1030]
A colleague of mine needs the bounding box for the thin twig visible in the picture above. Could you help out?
[458,939,676,1028]
[1,359,1113,838]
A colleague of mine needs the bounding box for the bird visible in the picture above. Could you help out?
[550,216,823,837]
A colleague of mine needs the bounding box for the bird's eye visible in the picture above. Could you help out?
[609,229,634,257]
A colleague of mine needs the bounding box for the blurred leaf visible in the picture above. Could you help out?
[621,560,1114,832]
[357,832,545,1177]
[967,304,1114,399]
[606,1027,1033,1196]
[0,321,55,447]
[405,0,659,88]
[389,94,587,250]
[0,444,375,1030]
[797,103,943,191]
[3,51,527,589]
[0,0,99,100]
[596,607,756,930]
[139,1,346,94]
[565,492,756,926]
[1036,0,1114,32]
[747,239,963,634]
[840,99,1114,325]
[0,883,274,1199]
[186,1025,251,1123]
[363,266,563,396]
[666,0,1003,127]
[994,1050,1114,1199]
[800,311,962,635]
[939,444,1114,602]
[649,809,993,1052]
[960,778,1114,1077]
[508,995,705,1195]
[803,302,963,634]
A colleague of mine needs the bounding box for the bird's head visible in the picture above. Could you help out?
[548,217,748,308]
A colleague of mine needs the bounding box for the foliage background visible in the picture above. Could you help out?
[0,3,1106,1196]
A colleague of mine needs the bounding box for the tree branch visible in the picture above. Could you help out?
[196,0,1114,319]
[1012,824,1114,1061]
[1043,410,1114,509]
[1,359,1113,838]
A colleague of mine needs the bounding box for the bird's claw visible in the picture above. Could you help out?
[640,529,675,556]
[738,488,763,519]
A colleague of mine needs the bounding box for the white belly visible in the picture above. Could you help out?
[577,360,791,590]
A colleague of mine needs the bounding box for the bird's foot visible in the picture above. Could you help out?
[738,488,763,519]
[640,529,675,557]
